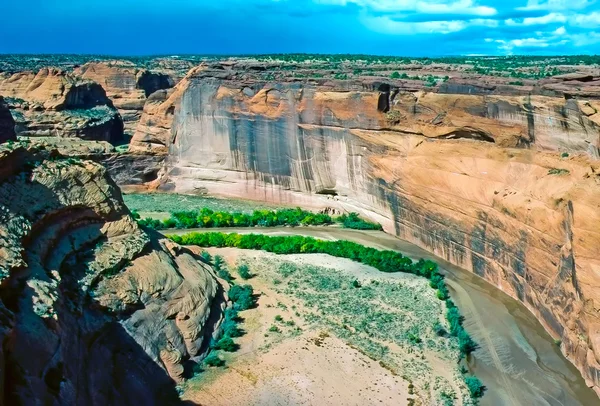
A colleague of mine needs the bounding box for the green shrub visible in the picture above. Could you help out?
[337,212,383,230]
[229,284,255,310]
[433,322,447,337]
[548,168,570,175]
[464,376,485,398]
[237,264,252,280]
[268,325,281,333]
[204,353,225,367]
[137,207,383,231]
[214,336,238,352]
[221,309,244,337]
[200,251,213,263]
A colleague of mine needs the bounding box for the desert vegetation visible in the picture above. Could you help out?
[200,250,483,404]
[2,53,597,81]
[170,232,477,361]
[124,193,283,215]
[195,252,256,371]
[136,207,383,232]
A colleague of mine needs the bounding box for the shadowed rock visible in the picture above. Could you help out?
[0,144,224,404]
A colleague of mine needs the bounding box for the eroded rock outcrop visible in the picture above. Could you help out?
[0,143,224,404]
[129,65,600,395]
[0,68,123,143]
[75,61,174,137]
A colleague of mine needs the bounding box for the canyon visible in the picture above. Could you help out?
[127,60,600,396]
[1,54,600,403]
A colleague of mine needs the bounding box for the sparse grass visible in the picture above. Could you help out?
[548,168,570,176]
[123,193,284,214]
[239,255,475,404]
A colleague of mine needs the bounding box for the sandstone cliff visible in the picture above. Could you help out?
[128,64,600,395]
[0,142,224,404]
[0,96,15,143]
[0,68,123,143]
[75,61,174,138]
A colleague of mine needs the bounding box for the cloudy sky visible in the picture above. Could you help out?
[1,0,598,56]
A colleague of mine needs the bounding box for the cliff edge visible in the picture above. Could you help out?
[0,142,224,404]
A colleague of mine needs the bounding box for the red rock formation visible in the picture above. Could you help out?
[128,65,600,395]
[0,143,225,404]
[75,61,174,137]
[0,68,124,143]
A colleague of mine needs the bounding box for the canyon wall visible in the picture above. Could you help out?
[0,143,225,404]
[129,66,600,394]
[0,68,124,143]
[75,61,174,137]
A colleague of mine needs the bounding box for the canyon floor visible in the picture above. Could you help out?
[181,249,468,406]
[128,192,600,406]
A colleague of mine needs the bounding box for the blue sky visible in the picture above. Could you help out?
[1,0,598,56]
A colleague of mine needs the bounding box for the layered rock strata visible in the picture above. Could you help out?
[75,61,174,137]
[0,68,123,143]
[128,65,600,394]
[0,143,224,404]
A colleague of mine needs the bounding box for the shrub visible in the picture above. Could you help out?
[221,309,244,337]
[433,322,447,337]
[338,212,383,230]
[464,376,485,398]
[458,329,477,355]
[204,353,225,367]
[214,336,238,352]
[229,284,255,310]
[200,251,213,263]
[237,264,252,280]
[548,168,570,175]
[268,325,281,333]
[136,207,386,231]
[390,71,401,79]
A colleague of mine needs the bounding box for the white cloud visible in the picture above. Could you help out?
[313,0,597,53]
[364,16,467,34]
[571,11,600,27]
[518,0,594,11]
[315,0,497,15]
[505,12,567,26]
[570,32,600,46]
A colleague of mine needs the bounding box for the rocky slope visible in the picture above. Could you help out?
[0,68,124,143]
[0,142,224,404]
[127,63,600,395]
[75,61,175,138]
